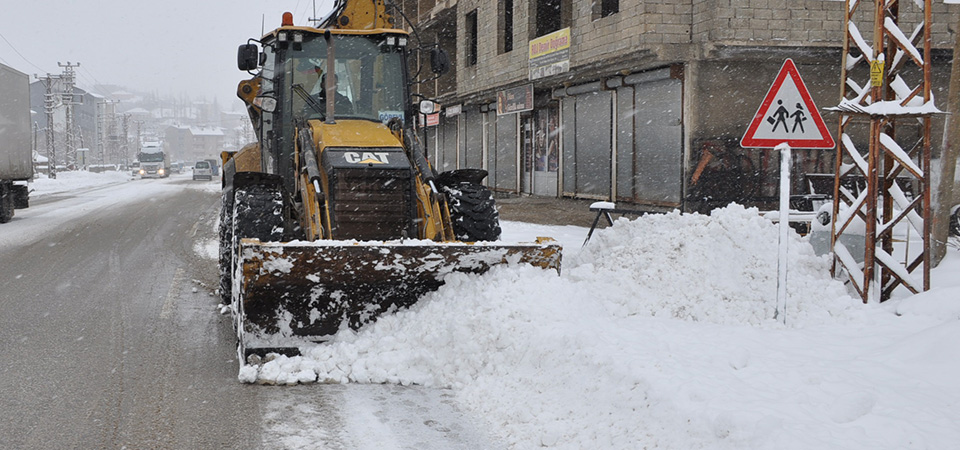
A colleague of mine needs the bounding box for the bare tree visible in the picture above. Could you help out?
[934,18,960,263]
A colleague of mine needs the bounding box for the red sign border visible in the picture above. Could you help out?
[740,59,836,149]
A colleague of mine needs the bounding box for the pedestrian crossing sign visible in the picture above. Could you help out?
[740,59,836,149]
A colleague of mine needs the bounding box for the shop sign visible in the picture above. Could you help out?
[528,28,570,80]
[497,84,534,115]
[445,104,462,117]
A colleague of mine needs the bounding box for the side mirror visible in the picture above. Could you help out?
[430,47,450,75]
[238,44,259,71]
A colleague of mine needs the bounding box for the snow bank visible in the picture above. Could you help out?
[235,205,960,449]
[568,204,858,326]
[29,170,133,196]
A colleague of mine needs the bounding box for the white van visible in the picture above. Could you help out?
[193,161,213,181]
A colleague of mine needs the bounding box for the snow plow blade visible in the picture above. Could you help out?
[234,237,561,358]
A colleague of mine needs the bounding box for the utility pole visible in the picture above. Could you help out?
[58,62,81,168]
[97,100,106,171]
[122,114,130,168]
[133,119,145,162]
[34,73,61,179]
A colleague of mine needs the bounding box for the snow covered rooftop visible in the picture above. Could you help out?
[190,126,224,136]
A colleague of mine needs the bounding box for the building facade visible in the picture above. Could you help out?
[402,0,959,212]
[164,125,225,163]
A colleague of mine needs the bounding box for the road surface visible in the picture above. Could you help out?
[0,174,500,449]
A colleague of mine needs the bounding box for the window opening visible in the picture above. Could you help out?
[532,0,570,38]
[499,0,514,54]
[466,10,478,65]
[594,0,618,19]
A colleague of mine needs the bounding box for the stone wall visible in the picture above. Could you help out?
[445,0,958,100]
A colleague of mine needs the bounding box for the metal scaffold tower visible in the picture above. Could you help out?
[833,0,937,302]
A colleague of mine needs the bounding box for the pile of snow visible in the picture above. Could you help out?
[568,204,857,326]
[234,204,960,449]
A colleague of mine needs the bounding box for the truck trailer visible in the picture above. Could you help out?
[0,62,33,223]
[137,141,170,178]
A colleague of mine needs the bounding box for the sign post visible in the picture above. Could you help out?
[775,143,791,323]
[740,59,836,323]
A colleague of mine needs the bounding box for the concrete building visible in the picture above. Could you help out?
[164,125,225,163]
[406,0,960,212]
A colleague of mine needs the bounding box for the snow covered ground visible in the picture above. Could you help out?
[29,170,134,195]
[17,171,960,449]
[239,207,960,449]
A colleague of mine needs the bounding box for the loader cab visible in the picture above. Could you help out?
[243,28,412,193]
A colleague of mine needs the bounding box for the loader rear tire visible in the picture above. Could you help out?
[229,181,285,361]
[220,180,285,311]
[443,182,501,241]
[218,189,234,306]
[232,183,285,244]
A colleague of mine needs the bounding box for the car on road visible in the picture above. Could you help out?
[204,158,220,177]
[192,161,213,181]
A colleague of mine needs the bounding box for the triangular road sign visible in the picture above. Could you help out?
[740,59,836,149]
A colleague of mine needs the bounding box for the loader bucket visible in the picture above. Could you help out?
[234,237,561,358]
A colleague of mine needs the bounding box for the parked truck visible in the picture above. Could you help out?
[0,63,33,223]
[137,141,170,178]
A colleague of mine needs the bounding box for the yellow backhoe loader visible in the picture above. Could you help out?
[223,7,561,362]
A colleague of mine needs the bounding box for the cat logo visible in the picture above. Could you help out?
[344,151,391,164]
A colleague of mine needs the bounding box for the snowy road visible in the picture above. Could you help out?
[0,174,500,449]
[6,171,960,449]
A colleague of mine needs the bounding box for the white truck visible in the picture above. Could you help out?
[0,63,33,223]
[137,141,170,178]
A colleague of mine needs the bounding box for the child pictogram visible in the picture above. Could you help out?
[790,103,806,133]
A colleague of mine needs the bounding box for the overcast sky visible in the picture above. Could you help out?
[0,1,334,111]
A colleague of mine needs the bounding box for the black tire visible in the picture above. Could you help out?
[443,182,501,241]
[12,185,28,209]
[0,184,13,224]
[220,182,285,307]
[218,188,234,306]
[230,182,285,361]
[233,184,285,244]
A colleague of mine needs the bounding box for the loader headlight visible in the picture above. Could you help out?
[293,32,303,43]
[278,31,288,42]
[158,168,165,175]
[398,37,407,47]
[386,36,395,46]
[253,96,277,113]
[139,169,145,175]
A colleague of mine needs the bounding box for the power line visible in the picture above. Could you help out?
[78,65,113,97]
[0,30,48,73]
